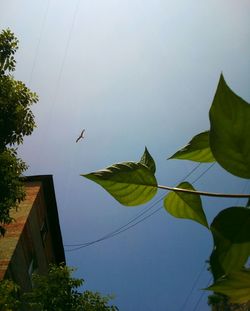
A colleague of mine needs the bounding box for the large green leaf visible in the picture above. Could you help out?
[139,147,156,174]
[169,131,215,162]
[210,207,250,278]
[82,162,157,206]
[163,182,209,228]
[207,270,250,304]
[209,74,250,178]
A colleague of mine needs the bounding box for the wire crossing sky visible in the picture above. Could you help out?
[64,163,215,251]
[1,1,250,310]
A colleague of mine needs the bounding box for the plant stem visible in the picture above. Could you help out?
[157,185,250,198]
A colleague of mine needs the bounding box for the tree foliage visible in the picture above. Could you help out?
[0,29,38,235]
[82,74,250,305]
[0,148,27,235]
[0,264,118,311]
[0,279,20,311]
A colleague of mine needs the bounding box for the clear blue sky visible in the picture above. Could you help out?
[1,1,250,310]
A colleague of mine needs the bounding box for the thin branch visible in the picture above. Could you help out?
[157,185,250,198]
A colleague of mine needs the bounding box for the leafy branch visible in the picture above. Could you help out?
[82,74,250,304]
[157,184,250,198]
[0,29,38,235]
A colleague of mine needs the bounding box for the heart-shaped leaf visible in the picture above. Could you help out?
[82,162,157,206]
[163,182,209,228]
[169,131,215,162]
[210,207,250,278]
[209,74,250,178]
[206,270,250,304]
[139,147,156,174]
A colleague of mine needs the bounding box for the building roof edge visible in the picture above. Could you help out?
[22,175,66,264]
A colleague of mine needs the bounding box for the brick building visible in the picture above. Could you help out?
[0,175,65,292]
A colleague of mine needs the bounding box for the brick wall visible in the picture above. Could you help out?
[0,178,64,292]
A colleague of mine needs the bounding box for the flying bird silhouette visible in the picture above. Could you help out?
[76,129,85,143]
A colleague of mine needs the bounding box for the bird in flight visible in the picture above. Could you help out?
[76,129,85,143]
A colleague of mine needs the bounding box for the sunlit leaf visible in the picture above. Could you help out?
[210,207,250,278]
[206,270,250,303]
[209,74,250,178]
[163,182,209,228]
[139,147,156,174]
[169,131,215,162]
[82,162,157,206]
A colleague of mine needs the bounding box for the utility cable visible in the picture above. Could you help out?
[64,163,202,249]
[180,163,201,183]
[28,0,51,86]
[64,194,163,247]
[64,162,210,251]
[180,169,247,311]
[177,262,207,311]
[192,277,212,311]
[176,163,218,311]
[65,204,163,252]
[65,162,215,251]
[191,162,215,184]
[46,0,81,128]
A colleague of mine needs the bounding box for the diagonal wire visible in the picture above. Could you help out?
[64,162,206,251]
[177,262,207,311]
[191,162,215,184]
[28,0,51,86]
[180,163,248,311]
[64,194,164,248]
[65,162,216,251]
[176,163,216,311]
[192,277,212,311]
[65,204,163,251]
[65,163,201,248]
[45,0,81,128]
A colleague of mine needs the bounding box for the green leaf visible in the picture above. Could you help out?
[207,270,250,304]
[82,162,157,206]
[163,182,209,228]
[169,131,215,162]
[209,74,250,178]
[139,147,156,174]
[210,207,250,278]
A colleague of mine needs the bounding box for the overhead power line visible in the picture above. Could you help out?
[28,0,51,86]
[177,262,207,311]
[192,277,212,311]
[64,162,215,252]
[65,204,163,252]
